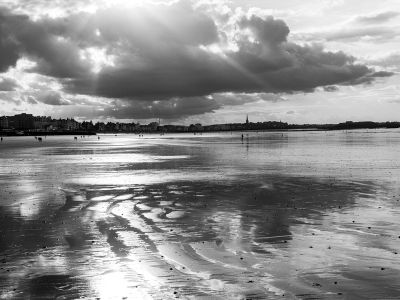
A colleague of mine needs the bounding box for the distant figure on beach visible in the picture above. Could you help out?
[98,136,100,140]
[74,137,78,141]
[38,137,42,142]
[1,137,2,142]
[241,134,244,141]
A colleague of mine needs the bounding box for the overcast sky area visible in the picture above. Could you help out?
[0,0,399,124]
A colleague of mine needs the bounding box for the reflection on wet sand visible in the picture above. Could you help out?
[1,132,400,299]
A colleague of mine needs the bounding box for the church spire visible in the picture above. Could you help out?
[246,114,249,124]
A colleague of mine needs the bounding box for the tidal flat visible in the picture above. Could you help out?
[0,130,399,299]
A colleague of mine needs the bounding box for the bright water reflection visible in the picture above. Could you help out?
[0,131,400,299]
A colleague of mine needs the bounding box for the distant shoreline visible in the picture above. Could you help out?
[1,124,399,137]
[2,113,400,135]
[0,131,97,137]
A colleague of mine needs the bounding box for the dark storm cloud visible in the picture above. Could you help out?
[371,71,394,77]
[0,9,21,72]
[0,2,394,119]
[62,8,385,99]
[355,11,400,24]
[341,70,393,86]
[48,92,288,120]
[0,7,91,77]
[101,97,220,119]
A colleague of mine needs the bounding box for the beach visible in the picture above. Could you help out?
[1,130,399,299]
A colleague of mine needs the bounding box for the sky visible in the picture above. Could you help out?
[0,0,399,124]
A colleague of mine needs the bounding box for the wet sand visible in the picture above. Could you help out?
[0,131,400,299]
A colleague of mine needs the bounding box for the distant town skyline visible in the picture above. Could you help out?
[2,112,399,137]
[0,0,399,125]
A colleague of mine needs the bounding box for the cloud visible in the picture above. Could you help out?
[0,92,21,105]
[239,15,290,45]
[371,71,394,77]
[34,90,71,105]
[324,27,398,42]
[323,85,339,92]
[339,69,392,86]
[26,96,38,104]
[212,93,284,106]
[0,9,21,72]
[0,7,91,77]
[50,96,221,120]
[368,53,400,71]
[101,97,220,119]
[0,77,19,91]
[355,11,400,24]
[64,5,385,99]
[49,92,287,120]
[296,11,400,43]
[0,2,394,119]
[298,26,399,43]
[47,92,293,121]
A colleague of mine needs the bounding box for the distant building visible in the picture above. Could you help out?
[95,122,106,132]
[246,114,249,125]
[68,118,79,130]
[34,116,52,130]
[204,124,231,131]
[0,116,9,129]
[80,120,94,131]
[105,122,116,131]
[9,113,34,130]
[189,123,203,132]
[148,122,159,131]
[162,125,188,132]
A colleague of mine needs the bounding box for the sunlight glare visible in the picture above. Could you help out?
[92,270,151,299]
[81,47,115,74]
